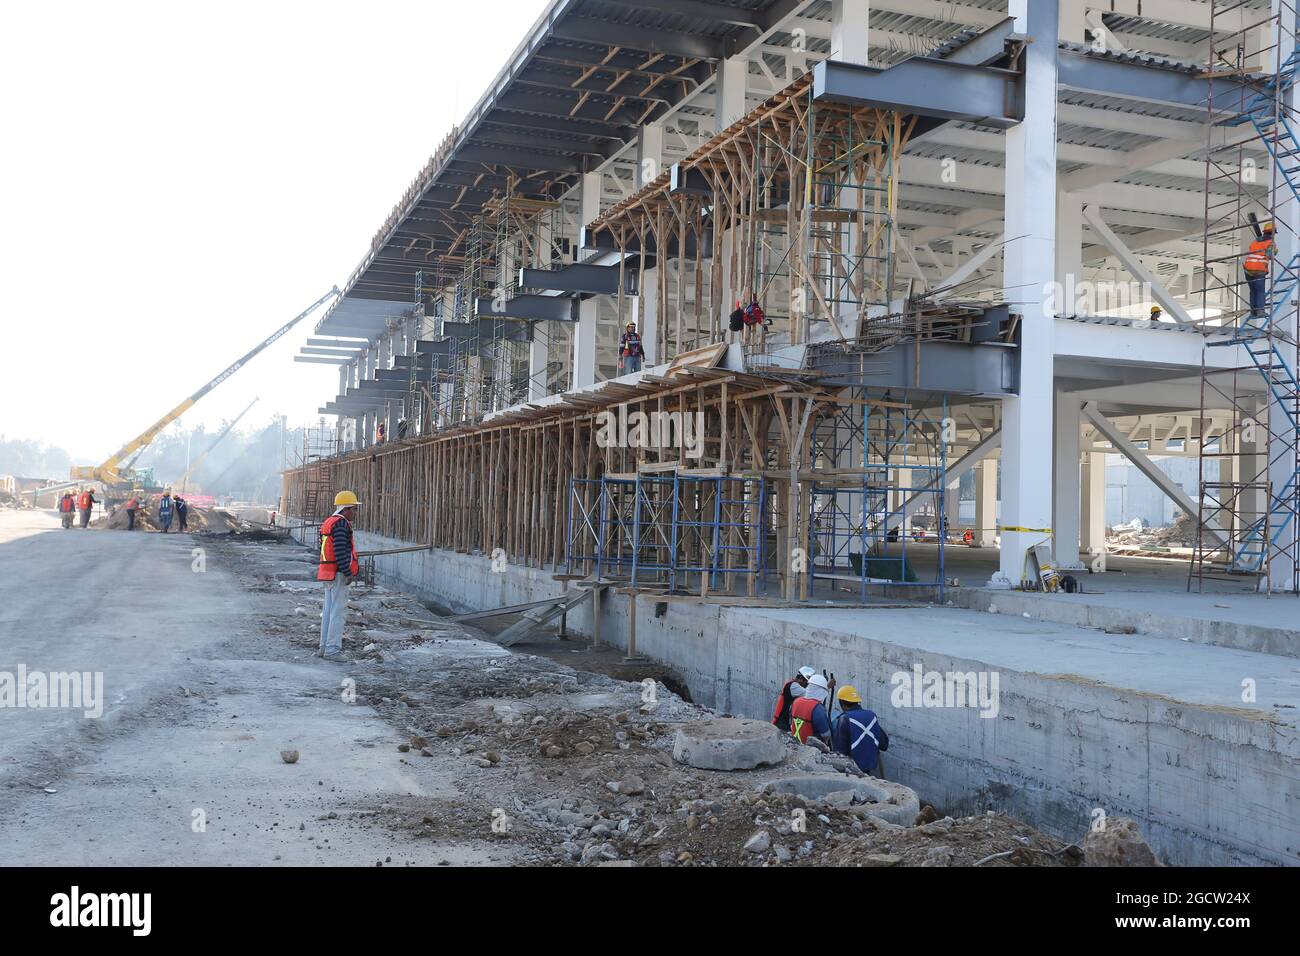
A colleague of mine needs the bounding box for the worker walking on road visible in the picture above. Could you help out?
[59,492,76,529]
[158,492,174,533]
[771,665,816,732]
[831,685,889,775]
[317,490,361,659]
[789,673,833,747]
[1244,219,1275,319]
[77,488,97,528]
[125,495,140,531]
[175,494,189,532]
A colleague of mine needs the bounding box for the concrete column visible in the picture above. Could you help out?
[1081,451,1107,558]
[1053,392,1083,568]
[830,0,870,65]
[636,124,665,188]
[573,171,602,388]
[976,459,997,547]
[529,326,549,401]
[1056,194,1084,317]
[944,485,961,534]
[635,273,659,365]
[716,56,747,131]
[1267,0,1298,591]
[994,0,1058,584]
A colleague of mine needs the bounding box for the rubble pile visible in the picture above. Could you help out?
[93,504,246,532]
[1108,513,1197,551]
[202,534,1153,867]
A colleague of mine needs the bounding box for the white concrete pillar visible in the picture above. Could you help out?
[573,171,602,388]
[994,0,1058,584]
[1267,0,1299,591]
[976,459,997,547]
[1053,392,1083,568]
[1056,194,1084,317]
[529,326,549,401]
[636,274,658,365]
[830,0,870,66]
[716,56,747,131]
[636,124,665,188]
[1081,451,1107,558]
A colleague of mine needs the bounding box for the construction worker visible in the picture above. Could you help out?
[789,673,832,746]
[1244,220,1275,318]
[58,492,75,529]
[175,494,189,532]
[618,322,644,374]
[317,490,361,659]
[125,495,140,531]
[376,420,387,444]
[771,665,816,732]
[1148,304,1164,322]
[158,492,174,533]
[831,685,889,775]
[77,488,96,528]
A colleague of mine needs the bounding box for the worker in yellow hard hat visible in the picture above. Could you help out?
[316,490,362,659]
[1244,219,1276,318]
[1149,304,1163,322]
[830,684,889,775]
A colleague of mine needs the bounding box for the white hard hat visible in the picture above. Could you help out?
[807,673,828,689]
[798,666,816,679]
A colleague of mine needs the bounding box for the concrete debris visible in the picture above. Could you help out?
[280,750,299,764]
[672,717,787,770]
[743,830,771,854]
[1083,817,1163,867]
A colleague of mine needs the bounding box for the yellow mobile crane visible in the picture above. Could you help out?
[71,287,339,498]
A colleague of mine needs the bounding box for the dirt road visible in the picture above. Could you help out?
[0,510,512,865]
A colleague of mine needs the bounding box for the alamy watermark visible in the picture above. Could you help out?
[0,665,103,718]
[890,663,1000,719]
[595,404,704,458]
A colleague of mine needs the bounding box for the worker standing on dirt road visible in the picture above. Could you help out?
[125,495,140,531]
[831,685,889,775]
[175,494,189,532]
[77,488,97,528]
[789,673,832,747]
[771,665,816,732]
[158,492,174,532]
[317,490,361,659]
[59,492,76,529]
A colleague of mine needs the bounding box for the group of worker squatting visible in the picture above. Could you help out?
[314,488,890,773]
[55,489,191,532]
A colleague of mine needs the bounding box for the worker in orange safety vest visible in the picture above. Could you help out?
[317,490,361,659]
[1244,220,1275,318]
[790,673,832,746]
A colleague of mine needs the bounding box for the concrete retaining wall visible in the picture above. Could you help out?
[322,529,1297,866]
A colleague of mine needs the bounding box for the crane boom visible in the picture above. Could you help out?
[72,287,339,484]
[176,397,259,493]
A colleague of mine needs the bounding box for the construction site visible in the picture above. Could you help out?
[3,0,1299,890]
[272,0,1300,869]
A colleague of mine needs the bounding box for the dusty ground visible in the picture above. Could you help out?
[0,510,1087,867]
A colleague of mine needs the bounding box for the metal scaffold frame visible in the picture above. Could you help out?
[1193,0,1300,593]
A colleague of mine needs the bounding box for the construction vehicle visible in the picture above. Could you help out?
[68,288,339,505]
[176,397,259,493]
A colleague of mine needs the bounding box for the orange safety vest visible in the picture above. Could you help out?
[1244,237,1273,275]
[789,696,822,744]
[317,513,359,581]
[78,491,92,510]
[60,496,74,513]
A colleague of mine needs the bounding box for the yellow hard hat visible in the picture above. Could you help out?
[1150,305,1162,315]
[1262,220,1275,233]
[836,685,862,704]
[334,490,361,507]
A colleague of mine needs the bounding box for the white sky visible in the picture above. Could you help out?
[0,0,550,463]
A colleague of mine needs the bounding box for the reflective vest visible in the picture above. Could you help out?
[790,696,822,744]
[60,496,74,513]
[317,513,359,581]
[78,491,92,510]
[771,679,796,730]
[1245,238,1273,275]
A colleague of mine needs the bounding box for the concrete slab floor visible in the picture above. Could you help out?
[745,604,1300,717]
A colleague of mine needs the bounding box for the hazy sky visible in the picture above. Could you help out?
[0,0,550,463]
